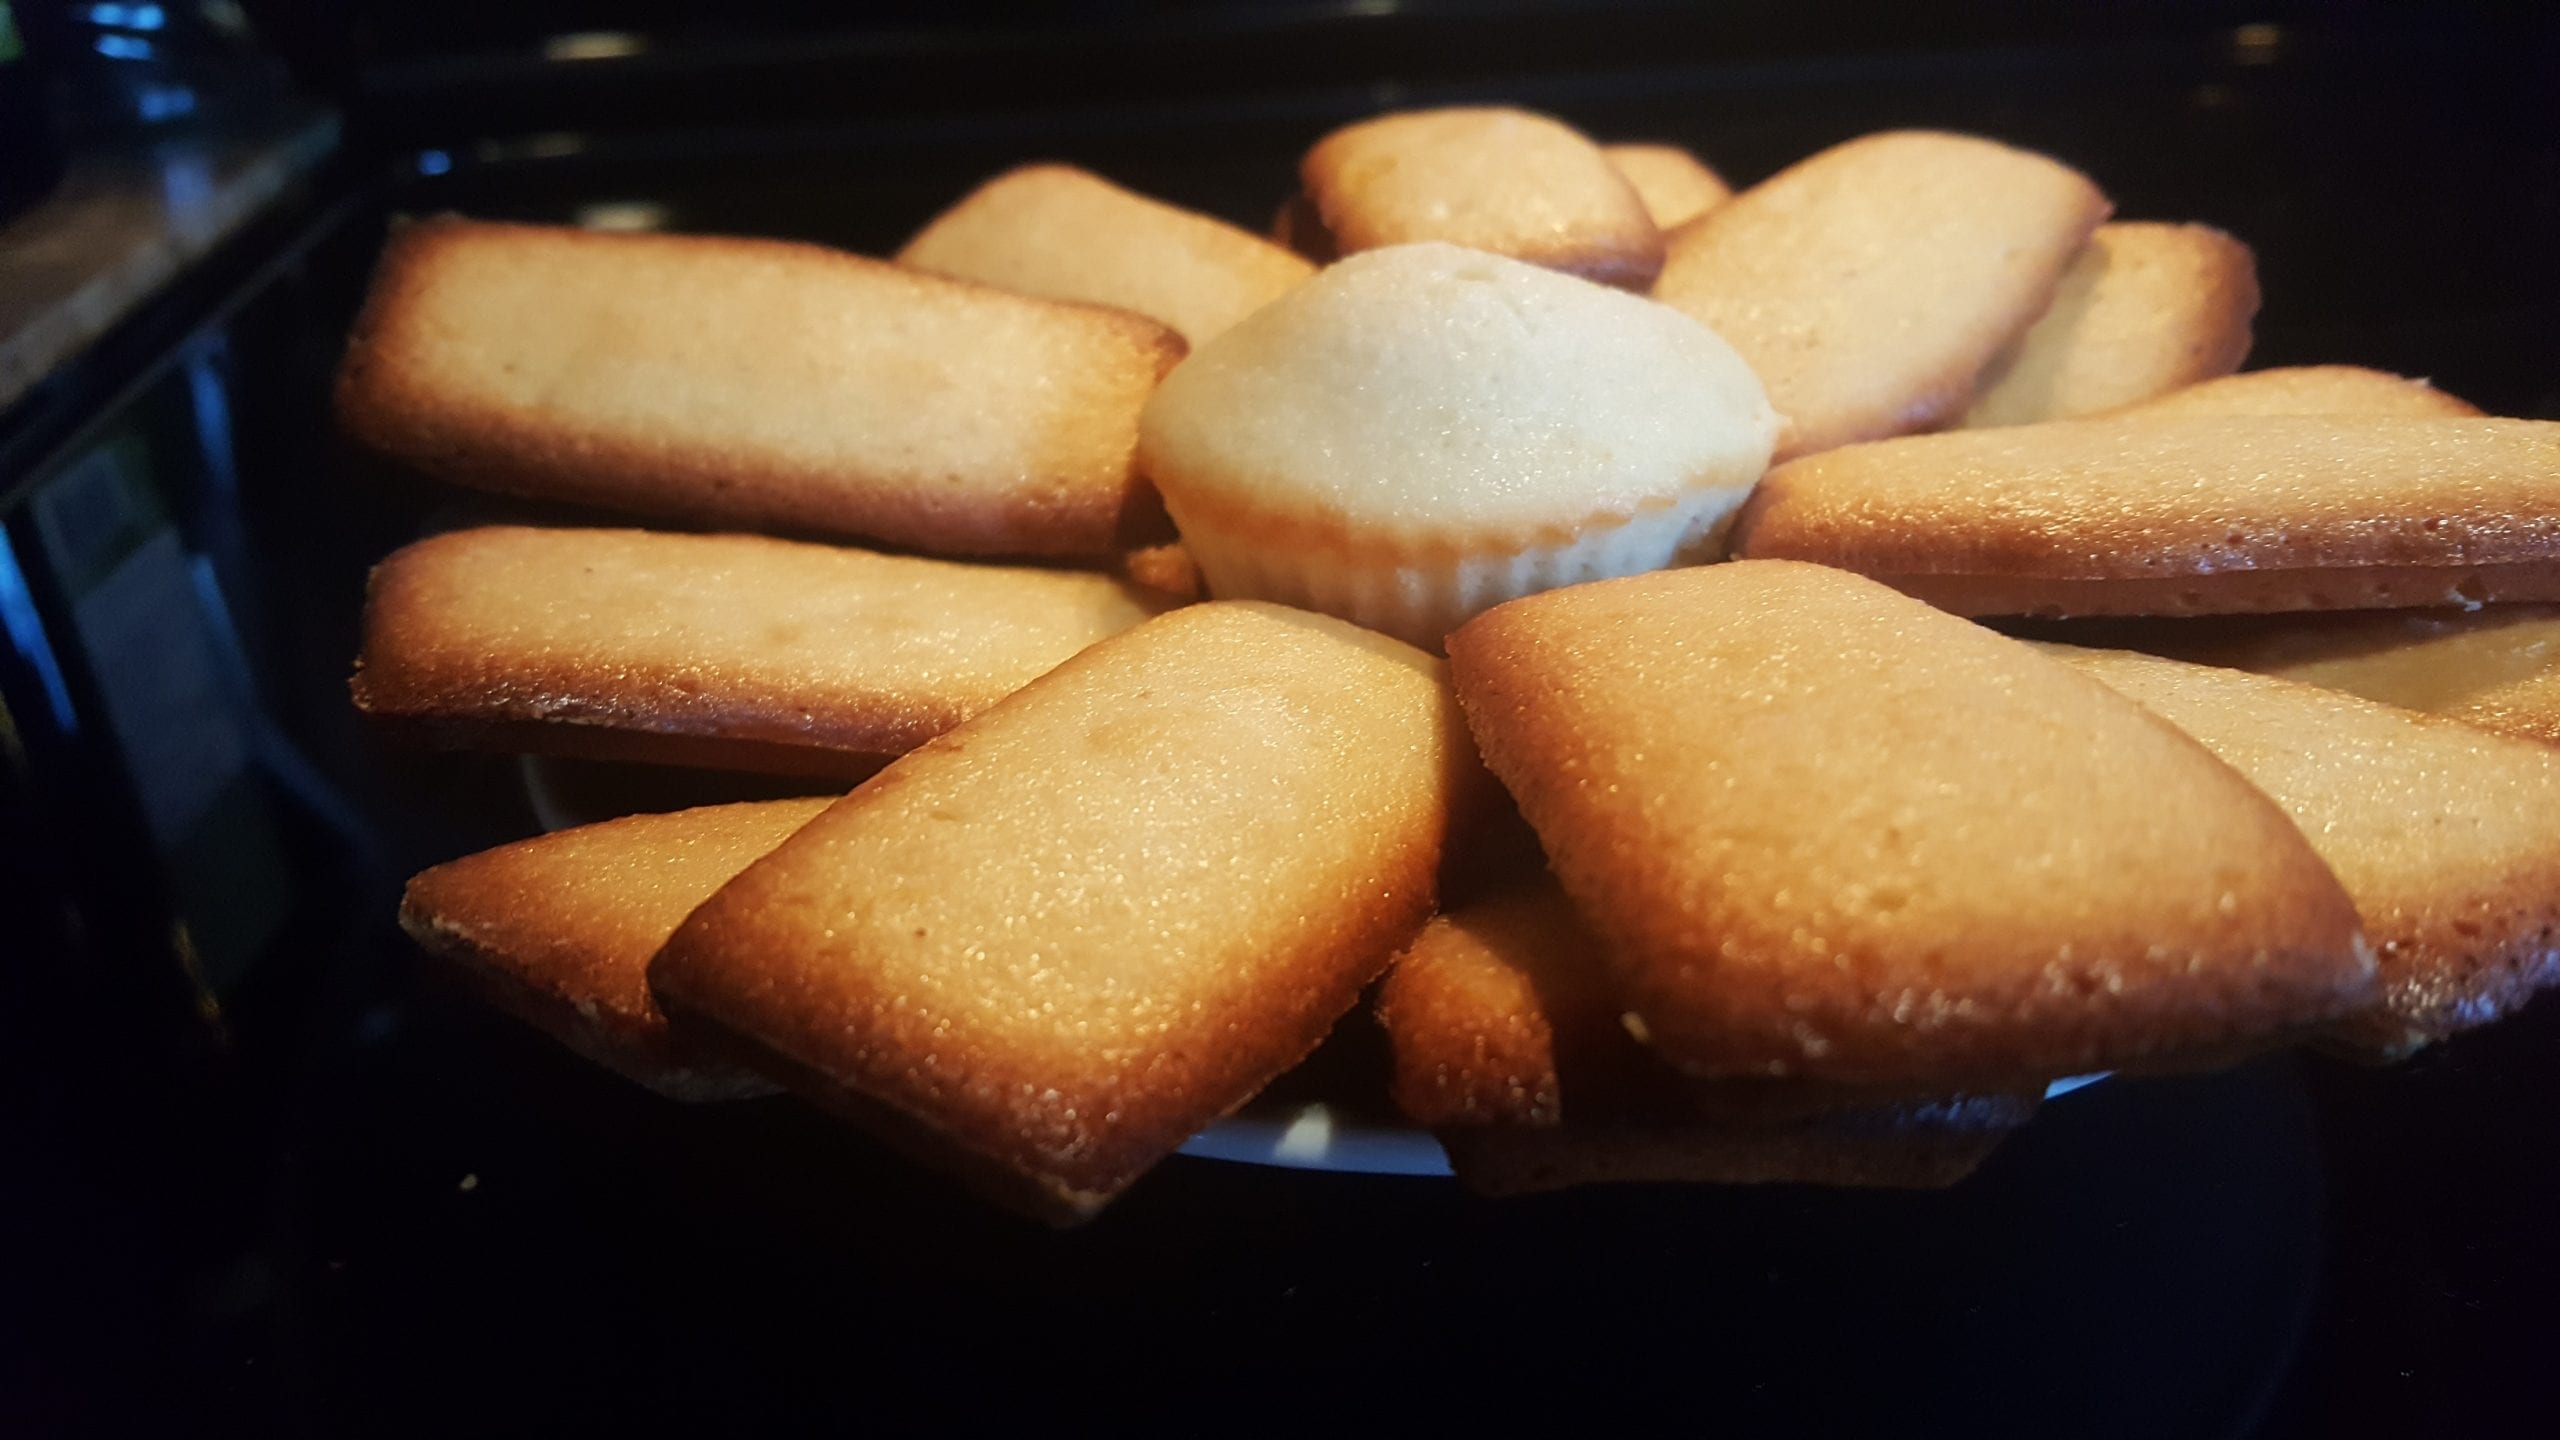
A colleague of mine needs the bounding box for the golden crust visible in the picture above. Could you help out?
[1300,107,1664,288]
[368,715,891,782]
[1445,561,2374,1086]
[1880,563,2560,620]
[336,218,1186,558]
[1601,143,1732,230]
[897,164,1316,347]
[352,526,1172,775]
[2042,644,2560,1057]
[1731,416,2560,615]
[399,798,833,1099]
[2108,364,2483,420]
[1652,130,2109,460]
[2053,605,2560,748]
[1376,877,2039,1194]
[1961,222,2259,427]
[648,602,1478,1223]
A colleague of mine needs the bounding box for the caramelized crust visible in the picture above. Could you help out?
[2041,644,2560,1057]
[650,603,1479,1222]
[337,218,1185,557]
[1446,562,2374,1086]
[353,526,1172,775]
[1732,416,2560,615]
[1377,877,2039,1194]
[2046,605,2560,748]
[1961,222,2259,427]
[400,798,833,1099]
[1652,130,2109,460]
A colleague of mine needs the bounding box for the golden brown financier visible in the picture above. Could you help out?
[337,218,1184,558]
[651,602,1479,1223]
[898,164,1316,347]
[1445,561,2375,1087]
[1960,221,2259,427]
[1377,877,2040,1196]
[401,798,833,1100]
[354,526,1173,777]
[2055,605,2560,749]
[1299,107,1664,287]
[1732,416,2560,616]
[1651,130,2109,460]
[2039,644,2560,1059]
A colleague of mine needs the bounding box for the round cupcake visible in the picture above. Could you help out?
[1136,241,1779,648]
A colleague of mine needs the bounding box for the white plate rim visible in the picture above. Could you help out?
[1177,1073,2112,1177]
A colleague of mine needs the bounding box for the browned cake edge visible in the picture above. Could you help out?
[649,985,1123,1224]
[398,904,774,1103]
[357,711,896,782]
[2042,644,2560,1060]
[335,216,1188,559]
[1445,566,2376,1086]
[1880,562,2560,619]
[651,948,1401,1226]
[1374,881,2044,1195]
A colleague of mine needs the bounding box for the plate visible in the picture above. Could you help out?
[1176,1074,2112,1177]
[522,756,2109,1178]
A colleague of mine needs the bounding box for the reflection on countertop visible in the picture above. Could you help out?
[0,103,339,415]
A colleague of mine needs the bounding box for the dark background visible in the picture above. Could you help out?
[3,3,2557,1435]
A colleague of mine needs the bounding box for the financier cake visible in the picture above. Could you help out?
[1445,561,2375,1087]
[1376,876,2040,1196]
[1137,243,1779,648]
[400,797,833,1100]
[2058,605,2560,749]
[1731,416,2560,616]
[650,602,1479,1223]
[1652,130,2109,460]
[897,164,1316,347]
[1960,221,2260,427]
[2043,645,2560,1059]
[1298,106,1664,288]
[354,526,1172,776]
[336,218,1185,558]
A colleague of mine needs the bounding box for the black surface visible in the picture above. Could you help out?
[7,6,2560,1437]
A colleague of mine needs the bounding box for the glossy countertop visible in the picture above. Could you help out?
[0,104,338,416]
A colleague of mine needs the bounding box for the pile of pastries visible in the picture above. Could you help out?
[342,105,2560,1223]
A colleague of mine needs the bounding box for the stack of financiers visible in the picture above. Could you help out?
[341,106,2560,1223]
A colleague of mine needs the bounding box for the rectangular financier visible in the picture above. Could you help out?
[400,798,834,1100]
[1732,416,2560,616]
[649,602,1478,1223]
[336,219,1186,558]
[353,526,1173,777]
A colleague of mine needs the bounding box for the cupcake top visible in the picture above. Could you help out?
[1138,242,1780,550]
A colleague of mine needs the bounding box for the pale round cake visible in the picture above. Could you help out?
[1135,242,1779,647]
